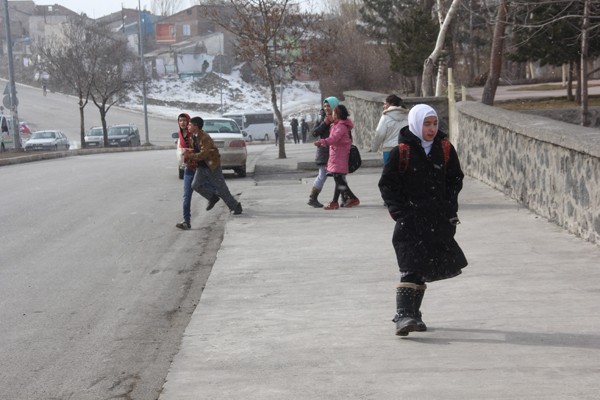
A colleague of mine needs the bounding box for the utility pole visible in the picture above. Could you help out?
[2,0,21,149]
[138,0,150,145]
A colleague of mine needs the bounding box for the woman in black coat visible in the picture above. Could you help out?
[378,104,468,337]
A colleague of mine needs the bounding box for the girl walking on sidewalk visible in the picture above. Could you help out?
[314,104,360,210]
[378,104,467,336]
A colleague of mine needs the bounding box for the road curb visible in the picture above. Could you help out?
[0,145,175,167]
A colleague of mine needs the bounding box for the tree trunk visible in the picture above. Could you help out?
[421,0,462,96]
[580,0,590,126]
[567,61,574,101]
[481,0,509,106]
[576,60,582,105]
[79,94,86,149]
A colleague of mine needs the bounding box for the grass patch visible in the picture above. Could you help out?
[496,95,600,110]
[507,83,600,91]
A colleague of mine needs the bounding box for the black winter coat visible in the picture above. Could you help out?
[378,126,468,282]
[312,119,331,166]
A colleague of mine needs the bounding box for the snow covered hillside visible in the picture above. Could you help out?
[125,70,323,124]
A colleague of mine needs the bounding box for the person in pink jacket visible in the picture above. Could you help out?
[314,104,360,210]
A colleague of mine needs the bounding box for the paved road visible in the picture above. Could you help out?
[0,147,262,399]
[1,79,176,147]
[159,143,600,400]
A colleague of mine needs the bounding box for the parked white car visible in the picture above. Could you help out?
[172,118,247,178]
[84,126,104,148]
[24,130,70,151]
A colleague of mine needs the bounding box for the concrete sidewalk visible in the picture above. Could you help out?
[159,144,600,400]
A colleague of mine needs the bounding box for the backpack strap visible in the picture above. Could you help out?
[397,143,410,173]
[441,139,451,167]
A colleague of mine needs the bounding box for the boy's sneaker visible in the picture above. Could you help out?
[232,202,243,215]
[206,195,220,211]
[176,221,191,230]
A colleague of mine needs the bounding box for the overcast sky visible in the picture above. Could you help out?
[29,0,327,19]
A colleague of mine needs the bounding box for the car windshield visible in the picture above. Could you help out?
[88,128,103,136]
[32,131,56,139]
[108,127,129,136]
[203,120,241,134]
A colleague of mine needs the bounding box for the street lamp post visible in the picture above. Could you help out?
[2,0,21,149]
[138,0,150,145]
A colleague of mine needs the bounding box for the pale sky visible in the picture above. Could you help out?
[25,0,328,19]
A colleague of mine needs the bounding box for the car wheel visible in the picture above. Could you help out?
[234,165,247,178]
[178,168,184,180]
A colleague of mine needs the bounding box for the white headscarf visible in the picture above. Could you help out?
[408,104,438,155]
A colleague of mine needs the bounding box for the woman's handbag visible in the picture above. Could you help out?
[348,144,361,173]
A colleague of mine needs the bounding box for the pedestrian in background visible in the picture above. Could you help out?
[187,116,243,215]
[314,104,360,210]
[307,96,339,208]
[290,118,299,144]
[378,104,467,336]
[370,94,408,165]
[300,118,309,143]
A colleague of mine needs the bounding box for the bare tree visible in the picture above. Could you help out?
[421,0,461,96]
[208,0,322,159]
[33,18,100,148]
[580,0,591,126]
[88,33,145,145]
[151,0,184,16]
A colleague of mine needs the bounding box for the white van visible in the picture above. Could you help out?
[222,111,274,142]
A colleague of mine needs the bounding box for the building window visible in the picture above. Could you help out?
[183,24,191,37]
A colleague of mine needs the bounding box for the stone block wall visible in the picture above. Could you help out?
[456,101,600,245]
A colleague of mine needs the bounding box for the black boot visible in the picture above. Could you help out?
[393,283,420,336]
[414,284,427,332]
[308,187,323,208]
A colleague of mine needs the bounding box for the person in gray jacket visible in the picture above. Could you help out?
[370,94,409,165]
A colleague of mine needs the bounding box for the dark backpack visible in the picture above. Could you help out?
[347,129,361,173]
[398,139,451,173]
[348,144,361,173]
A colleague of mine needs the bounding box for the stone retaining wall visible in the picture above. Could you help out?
[456,101,600,245]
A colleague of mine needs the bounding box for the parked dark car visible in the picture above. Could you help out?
[107,124,140,147]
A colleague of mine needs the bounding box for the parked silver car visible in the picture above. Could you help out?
[24,130,70,151]
[201,118,247,177]
[84,126,104,148]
